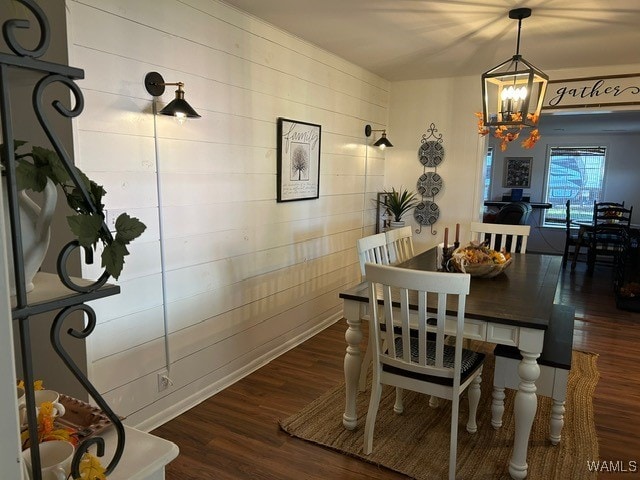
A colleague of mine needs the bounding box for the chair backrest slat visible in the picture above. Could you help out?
[469,222,531,253]
[385,226,415,264]
[593,201,633,228]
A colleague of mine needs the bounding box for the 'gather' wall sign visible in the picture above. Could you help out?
[542,73,640,110]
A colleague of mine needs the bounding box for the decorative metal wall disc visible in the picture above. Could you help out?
[417,172,443,197]
[418,141,445,167]
[413,200,440,226]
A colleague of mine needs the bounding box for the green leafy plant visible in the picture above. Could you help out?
[1,140,146,279]
[376,187,418,222]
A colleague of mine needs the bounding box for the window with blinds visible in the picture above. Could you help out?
[483,147,493,201]
[543,146,607,226]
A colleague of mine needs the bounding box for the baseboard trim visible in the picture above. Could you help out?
[134,312,342,432]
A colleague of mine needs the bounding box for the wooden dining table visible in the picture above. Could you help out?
[339,248,562,480]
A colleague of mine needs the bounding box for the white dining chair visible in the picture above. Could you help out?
[385,226,415,264]
[363,263,484,480]
[356,233,392,391]
[357,233,391,278]
[469,222,531,253]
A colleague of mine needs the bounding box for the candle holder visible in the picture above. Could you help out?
[441,245,457,272]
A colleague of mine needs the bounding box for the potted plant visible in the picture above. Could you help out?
[376,187,418,228]
[2,140,146,282]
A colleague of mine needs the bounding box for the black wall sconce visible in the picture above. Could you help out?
[365,124,393,149]
[144,71,201,123]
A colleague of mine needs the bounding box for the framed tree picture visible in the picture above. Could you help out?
[277,117,321,202]
[503,156,532,188]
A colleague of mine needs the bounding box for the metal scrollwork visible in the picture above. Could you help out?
[2,0,50,58]
[57,241,110,292]
[33,74,116,291]
[51,305,125,476]
[415,122,445,235]
[2,3,125,479]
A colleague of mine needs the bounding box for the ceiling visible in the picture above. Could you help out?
[221,0,640,81]
[221,0,640,133]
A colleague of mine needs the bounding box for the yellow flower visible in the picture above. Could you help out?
[79,453,107,480]
[17,379,44,390]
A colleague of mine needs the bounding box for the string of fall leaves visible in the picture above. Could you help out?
[475,112,541,151]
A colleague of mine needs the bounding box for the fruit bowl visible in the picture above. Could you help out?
[449,243,512,278]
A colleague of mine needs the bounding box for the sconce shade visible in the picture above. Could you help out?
[365,124,393,148]
[144,71,201,119]
[159,90,201,118]
[481,8,548,128]
[373,133,393,148]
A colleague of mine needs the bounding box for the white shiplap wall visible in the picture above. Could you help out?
[65,0,389,428]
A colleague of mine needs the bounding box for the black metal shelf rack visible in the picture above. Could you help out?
[2,1,125,478]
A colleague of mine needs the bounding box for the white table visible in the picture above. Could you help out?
[103,426,179,480]
[339,249,562,479]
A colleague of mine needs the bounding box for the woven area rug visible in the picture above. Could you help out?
[280,351,599,479]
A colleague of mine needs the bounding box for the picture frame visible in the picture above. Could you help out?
[277,117,321,202]
[375,192,391,233]
[503,157,532,188]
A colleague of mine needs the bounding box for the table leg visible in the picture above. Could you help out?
[509,350,540,480]
[343,300,363,430]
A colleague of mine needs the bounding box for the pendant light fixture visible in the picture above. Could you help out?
[481,8,548,130]
[365,124,393,149]
[144,71,201,124]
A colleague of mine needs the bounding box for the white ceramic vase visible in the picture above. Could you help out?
[2,177,57,295]
[388,220,405,229]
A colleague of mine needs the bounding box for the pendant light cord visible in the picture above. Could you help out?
[515,17,522,57]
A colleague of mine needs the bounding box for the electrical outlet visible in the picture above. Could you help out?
[104,209,127,232]
[157,369,171,392]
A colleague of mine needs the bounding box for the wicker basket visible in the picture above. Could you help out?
[450,248,512,278]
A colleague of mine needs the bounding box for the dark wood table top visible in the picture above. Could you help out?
[340,248,562,330]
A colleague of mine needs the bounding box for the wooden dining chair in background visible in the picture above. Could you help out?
[587,202,633,273]
[469,222,531,253]
[563,200,580,268]
[363,263,484,480]
[385,226,415,264]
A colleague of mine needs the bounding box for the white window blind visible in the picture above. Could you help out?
[543,146,607,226]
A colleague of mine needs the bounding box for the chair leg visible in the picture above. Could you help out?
[358,346,371,392]
[363,380,382,455]
[429,395,439,408]
[393,388,404,414]
[549,399,565,445]
[448,395,460,480]
[491,386,505,429]
[360,337,388,391]
[587,247,596,275]
[466,372,482,433]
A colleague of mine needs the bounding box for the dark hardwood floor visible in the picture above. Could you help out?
[153,260,640,479]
